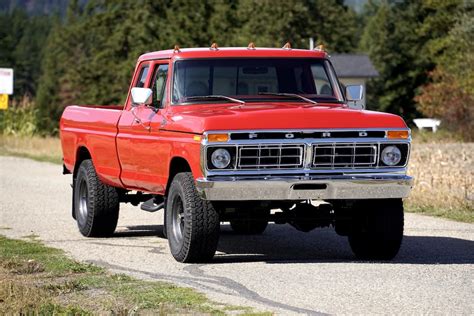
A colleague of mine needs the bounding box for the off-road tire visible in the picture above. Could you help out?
[166,172,219,263]
[348,199,404,260]
[230,212,269,235]
[73,159,119,237]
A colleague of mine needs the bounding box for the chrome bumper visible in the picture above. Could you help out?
[195,174,413,201]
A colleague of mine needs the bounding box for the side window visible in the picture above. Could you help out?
[151,64,169,108]
[135,65,149,88]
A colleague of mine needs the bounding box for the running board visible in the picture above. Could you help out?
[140,197,164,212]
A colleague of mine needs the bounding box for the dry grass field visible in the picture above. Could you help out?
[0,134,472,222]
[406,142,473,222]
[0,135,62,164]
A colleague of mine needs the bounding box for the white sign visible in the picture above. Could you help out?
[0,68,14,95]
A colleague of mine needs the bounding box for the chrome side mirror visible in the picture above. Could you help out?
[346,85,364,101]
[131,87,153,106]
[345,85,364,109]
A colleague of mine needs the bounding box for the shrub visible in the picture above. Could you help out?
[0,96,39,137]
[415,68,474,141]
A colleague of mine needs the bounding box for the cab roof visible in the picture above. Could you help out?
[138,47,328,62]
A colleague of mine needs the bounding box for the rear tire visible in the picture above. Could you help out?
[166,172,219,263]
[73,159,119,237]
[162,198,168,239]
[348,199,404,260]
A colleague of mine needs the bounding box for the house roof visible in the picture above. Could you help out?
[330,54,379,78]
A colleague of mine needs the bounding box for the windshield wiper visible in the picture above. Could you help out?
[184,95,245,105]
[258,92,318,105]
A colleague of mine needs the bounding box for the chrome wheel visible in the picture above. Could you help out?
[77,178,89,227]
[171,195,185,244]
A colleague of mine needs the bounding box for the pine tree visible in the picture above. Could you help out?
[360,1,429,120]
[34,0,361,134]
[360,0,468,123]
[234,0,358,51]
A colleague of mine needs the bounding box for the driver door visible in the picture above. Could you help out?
[117,61,169,192]
[132,62,169,193]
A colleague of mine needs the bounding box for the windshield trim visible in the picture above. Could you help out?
[170,57,345,106]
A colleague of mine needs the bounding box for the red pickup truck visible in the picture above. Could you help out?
[60,46,413,263]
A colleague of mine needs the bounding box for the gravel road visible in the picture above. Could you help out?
[1,156,473,315]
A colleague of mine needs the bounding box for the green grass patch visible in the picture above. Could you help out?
[0,235,267,315]
[405,204,474,223]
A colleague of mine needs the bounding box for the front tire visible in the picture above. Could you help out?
[348,199,404,260]
[166,172,220,263]
[73,159,119,237]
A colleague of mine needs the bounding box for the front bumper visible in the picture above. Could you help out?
[195,174,413,201]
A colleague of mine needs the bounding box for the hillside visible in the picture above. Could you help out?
[0,0,87,15]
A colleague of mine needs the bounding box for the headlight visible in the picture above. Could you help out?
[211,148,231,169]
[381,145,402,166]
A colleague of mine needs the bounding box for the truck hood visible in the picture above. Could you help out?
[163,102,407,133]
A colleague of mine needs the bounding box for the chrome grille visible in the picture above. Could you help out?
[312,143,378,169]
[237,144,304,169]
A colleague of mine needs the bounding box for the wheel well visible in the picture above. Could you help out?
[166,157,192,194]
[74,147,91,179]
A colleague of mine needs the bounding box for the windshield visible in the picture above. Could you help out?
[172,58,344,104]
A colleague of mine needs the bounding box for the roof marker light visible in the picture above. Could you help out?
[315,44,325,51]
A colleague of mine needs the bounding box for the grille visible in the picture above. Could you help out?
[312,143,378,169]
[237,144,304,169]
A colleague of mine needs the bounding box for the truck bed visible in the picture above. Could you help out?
[60,105,124,187]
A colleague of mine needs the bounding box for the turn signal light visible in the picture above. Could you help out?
[387,130,409,139]
[207,134,229,142]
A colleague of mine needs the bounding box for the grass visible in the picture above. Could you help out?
[405,141,473,223]
[0,235,268,315]
[404,205,473,223]
[0,134,62,164]
[411,129,465,144]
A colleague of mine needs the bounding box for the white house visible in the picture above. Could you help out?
[329,54,379,106]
